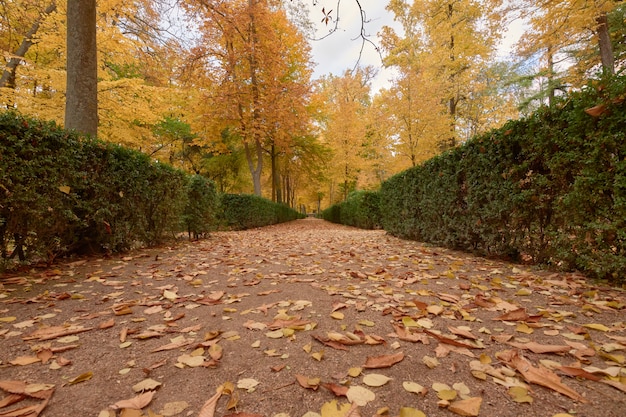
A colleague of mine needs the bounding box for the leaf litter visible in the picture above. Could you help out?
[1,219,625,417]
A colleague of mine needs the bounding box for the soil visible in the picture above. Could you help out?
[1,218,625,417]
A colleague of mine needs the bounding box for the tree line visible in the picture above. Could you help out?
[1,0,624,212]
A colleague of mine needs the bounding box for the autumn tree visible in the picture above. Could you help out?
[182,0,315,197]
[382,0,505,149]
[315,68,377,204]
[515,0,622,102]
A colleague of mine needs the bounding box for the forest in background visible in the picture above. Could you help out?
[1,0,625,212]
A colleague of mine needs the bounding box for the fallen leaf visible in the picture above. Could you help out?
[398,408,426,417]
[112,391,155,410]
[448,397,482,417]
[197,386,224,417]
[237,378,259,392]
[346,385,376,406]
[10,356,41,366]
[321,383,349,397]
[403,381,427,396]
[132,379,162,393]
[508,386,533,403]
[497,350,587,403]
[67,371,93,385]
[160,401,188,416]
[363,352,404,369]
[362,374,392,387]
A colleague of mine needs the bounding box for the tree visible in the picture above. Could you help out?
[182,0,314,196]
[0,2,57,90]
[315,68,375,203]
[65,0,98,136]
[382,0,505,149]
[515,0,620,93]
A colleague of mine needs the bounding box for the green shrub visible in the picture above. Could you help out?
[183,175,219,239]
[380,74,626,282]
[220,194,304,230]
[0,111,189,268]
[321,190,381,229]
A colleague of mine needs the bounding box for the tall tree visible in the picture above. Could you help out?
[65,0,98,136]
[382,0,505,149]
[183,0,314,196]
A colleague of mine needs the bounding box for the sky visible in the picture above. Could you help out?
[306,0,526,94]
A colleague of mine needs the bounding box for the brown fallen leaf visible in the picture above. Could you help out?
[497,350,588,403]
[36,349,53,365]
[197,385,224,417]
[22,325,93,341]
[424,330,481,349]
[99,318,115,329]
[295,374,320,390]
[448,326,478,340]
[493,308,529,322]
[363,352,405,369]
[10,356,41,366]
[321,382,349,397]
[448,397,482,416]
[558,366,601,381]
[507,341,571,354]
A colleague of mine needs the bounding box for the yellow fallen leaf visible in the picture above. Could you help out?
[437,389,457,401]
[362,374,392,387]
[403,381,427,395]
[330,312,344,320]
[515,323,534,334]
[399,408,426,417]
[320,400,352,417]
[312,351,324,361]
[0,316,16,322]
[509,386,533,403]
[58,185,71,194]
[68,371,93,385]
[348,367,362,377]
[583,323,610,332]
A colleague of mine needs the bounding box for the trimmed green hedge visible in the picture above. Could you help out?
[321,190,381,229]
[380,76,626,282]
[220,194,305,230]
[0,111,204,266]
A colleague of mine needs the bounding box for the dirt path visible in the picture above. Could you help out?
[1,219,625,417]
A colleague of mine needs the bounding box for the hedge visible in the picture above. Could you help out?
[220,194,305,230]
[321,190,382,229]
[0,111,209,267]
[380,75,626,282]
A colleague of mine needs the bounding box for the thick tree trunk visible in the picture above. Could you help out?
[0,3,57,89]
[65,0,98,136]
[596,13,615,75]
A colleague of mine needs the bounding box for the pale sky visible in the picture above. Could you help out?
[306,0,525,94]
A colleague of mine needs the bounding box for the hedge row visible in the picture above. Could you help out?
[379,77,626,282]
[220,193,305,230]
[320,191,381,230]
[0,111,297,269]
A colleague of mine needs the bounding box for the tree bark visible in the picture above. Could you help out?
[596,13,615,75]
[65,0,98,136]
[0,3,57,89]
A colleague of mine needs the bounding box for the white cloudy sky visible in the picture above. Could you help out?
[306,0,526,93]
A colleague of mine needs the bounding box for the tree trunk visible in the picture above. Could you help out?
[596,13,615,75]
[65,0,98,136]
[0,3,57,89]
[244,141,263,196]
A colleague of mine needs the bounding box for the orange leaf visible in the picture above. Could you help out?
[111,391,155,410]
[363,352,404,369]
